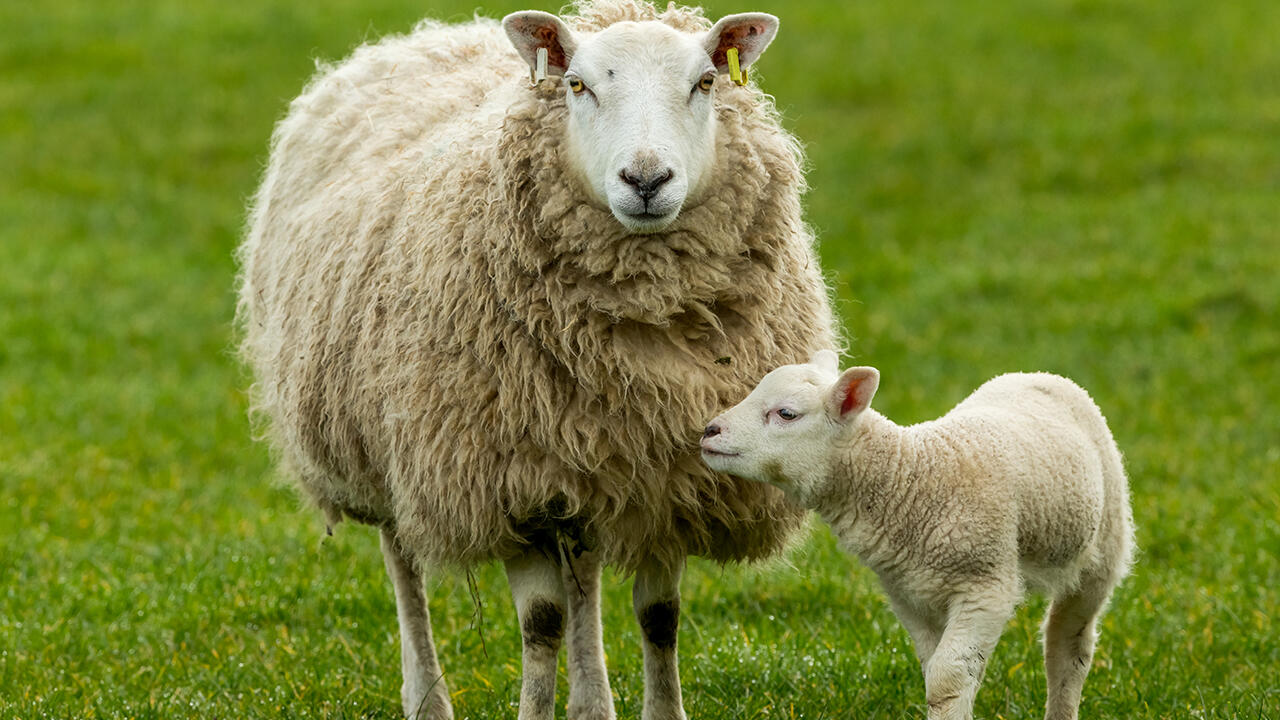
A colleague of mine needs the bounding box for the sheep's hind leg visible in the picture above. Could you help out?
[633,558,686,720]
[380,528,453,720]
[563,550,616,719]
[1043,576,1114,720]
[924,587,1017,720]
[507,548,568,720]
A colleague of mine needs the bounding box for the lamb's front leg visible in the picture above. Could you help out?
[563,550,616,719]
[506,548,568,720]
[924,589,1016,720]
[633,558,686,720]
[380,528,453,720]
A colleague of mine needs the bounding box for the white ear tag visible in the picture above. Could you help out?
[532,46,548,84]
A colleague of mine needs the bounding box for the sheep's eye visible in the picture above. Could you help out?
[567,76,586,94]
[696,73,715,93]
[777,408,799,421]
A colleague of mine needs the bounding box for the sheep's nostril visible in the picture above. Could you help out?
[702,424,721,439]
[648,168,674,191]
[620,168,675,200]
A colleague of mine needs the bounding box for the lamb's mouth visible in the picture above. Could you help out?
[700,448,740,458]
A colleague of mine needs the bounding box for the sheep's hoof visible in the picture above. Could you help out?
[567,701,617,720]
[402,687,453,720]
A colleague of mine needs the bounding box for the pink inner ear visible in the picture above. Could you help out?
[711,24,765,67]
[531,25,567,69]
[840,378,862,415]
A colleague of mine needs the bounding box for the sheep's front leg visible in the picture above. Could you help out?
[507,549,568,720]
[562,550,616,719]
[633,558,686,720]
[924,590,1016,720]
[379,528,453,720]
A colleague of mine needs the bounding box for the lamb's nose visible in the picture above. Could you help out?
[619,168,674,200]
[702,424,721,439]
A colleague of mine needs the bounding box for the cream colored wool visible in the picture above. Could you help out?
[237,0,835,574]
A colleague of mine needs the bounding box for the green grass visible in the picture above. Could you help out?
[2,0,1277,717]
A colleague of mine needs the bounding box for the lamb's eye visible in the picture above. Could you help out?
[777,408,799,421]
[567,76,586,94]
[696,73,715,93]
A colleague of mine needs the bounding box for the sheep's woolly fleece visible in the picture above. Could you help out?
[238,0,837,572]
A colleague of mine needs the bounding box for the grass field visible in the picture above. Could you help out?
[2,0,1277,717]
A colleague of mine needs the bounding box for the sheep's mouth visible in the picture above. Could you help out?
[700,448,740,458]
[626,211,673,221]
[621,209,679,229]
[611,205,681,234]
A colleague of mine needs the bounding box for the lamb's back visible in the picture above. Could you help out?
[939,373,1112,582]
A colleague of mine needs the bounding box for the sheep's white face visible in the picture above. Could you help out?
[562,23,714,232]
[504,11,779,234]
[700,350,880,505]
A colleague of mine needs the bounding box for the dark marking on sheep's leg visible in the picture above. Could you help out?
[633,559,687,720]
[522,599,565,650]
[639,599,680,651]
[507,549,567,720]
[379,528,454,720]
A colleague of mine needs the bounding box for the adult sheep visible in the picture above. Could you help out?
[237,1,836,718]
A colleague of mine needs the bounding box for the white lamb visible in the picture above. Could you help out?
[700,351,1134,720]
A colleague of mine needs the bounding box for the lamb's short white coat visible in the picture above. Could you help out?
[701,351,1135,720]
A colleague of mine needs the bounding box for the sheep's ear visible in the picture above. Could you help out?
[827,367,879,421]
[703,13,779,75]
[503,11,577,76]
[809,349,840,376]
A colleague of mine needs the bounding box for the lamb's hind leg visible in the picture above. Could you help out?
[633,558,686,720]
[1043,577,1114,720]
[379,528,453,720]
[563,550,616,719]
[506,548,568,720]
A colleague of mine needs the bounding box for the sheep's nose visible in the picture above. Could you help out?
[619,168,674,200]
[702,424,721,439]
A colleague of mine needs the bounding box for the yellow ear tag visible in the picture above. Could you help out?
[727,47,747,86]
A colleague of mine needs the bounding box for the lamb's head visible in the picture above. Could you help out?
[504,10,778,233]
[701,350,880,503]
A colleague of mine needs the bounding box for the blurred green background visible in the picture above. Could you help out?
[1,0,1277,717]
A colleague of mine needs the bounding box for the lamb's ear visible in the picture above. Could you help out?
[827,367,879,421]
[503,11,577,77]
[809,349,840,376]
[703,13,779,75]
